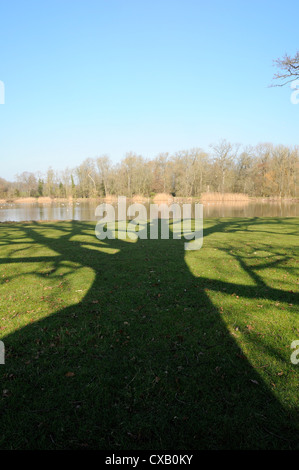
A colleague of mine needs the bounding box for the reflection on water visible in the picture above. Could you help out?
[0,200,299,222]
[203,200,299,217]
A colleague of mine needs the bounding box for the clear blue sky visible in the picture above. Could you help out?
[0,0,298,181]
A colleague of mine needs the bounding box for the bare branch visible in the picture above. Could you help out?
[271,51,299,87]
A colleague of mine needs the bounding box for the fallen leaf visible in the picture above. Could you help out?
[250,379,259,385]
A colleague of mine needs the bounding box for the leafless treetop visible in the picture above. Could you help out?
[272,51,299,86]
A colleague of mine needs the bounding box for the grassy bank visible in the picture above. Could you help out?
[0,218,298,449]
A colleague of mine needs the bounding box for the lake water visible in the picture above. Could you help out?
[1,200,299,222]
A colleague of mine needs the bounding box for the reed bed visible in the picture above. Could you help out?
[37,197,52,203]
[173,196,193,203]
[14,197,37,203]
[104,194,118,203]
[152,193,174,204]
[131,195,149,204]
[200,192,250,202]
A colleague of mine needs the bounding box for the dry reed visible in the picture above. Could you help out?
[200,192,250,202]
[153,193,174,204]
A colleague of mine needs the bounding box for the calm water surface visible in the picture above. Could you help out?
[1,200,299,222]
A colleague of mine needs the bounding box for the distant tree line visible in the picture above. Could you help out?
[1,140,299,199]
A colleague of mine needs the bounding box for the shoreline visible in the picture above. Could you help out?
[1,195,299,204]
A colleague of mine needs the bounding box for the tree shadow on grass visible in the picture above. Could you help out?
[0,218,298,449]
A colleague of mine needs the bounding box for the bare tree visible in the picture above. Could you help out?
[16,171,37,197]
[96,155,112,196]
[76,159,97,198]
[234,148,254,195]
[272,51,299,86]
[211,140,239,195]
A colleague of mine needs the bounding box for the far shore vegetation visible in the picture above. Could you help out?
[1,140,299,202]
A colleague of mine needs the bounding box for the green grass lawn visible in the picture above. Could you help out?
[0,217,298,449]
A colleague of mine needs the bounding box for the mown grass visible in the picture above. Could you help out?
[0,218,298,450]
